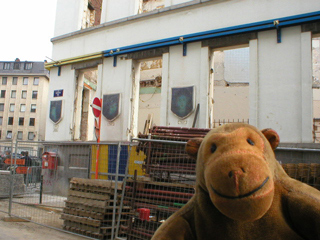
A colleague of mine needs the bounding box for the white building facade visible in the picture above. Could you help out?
[46,0,320,143]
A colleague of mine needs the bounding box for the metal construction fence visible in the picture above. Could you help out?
[0,140,94,239]
[0,138,319,240]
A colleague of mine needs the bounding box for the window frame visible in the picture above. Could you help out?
[11,90,16,98]
[21,90,27,99]
[6,131,12,139]
[3,63,10,70]
[24,62,32,70]
[32,91,38,99]
[9,104,15,112]
[20,104,26,112]
[2,77,7,85]
[28,132,35,140]
[0,90,5,98]
[13,62,20,70]
[19,117,24,126]
[33,77,39,85]
[17,131,23,140]
[12,77,18,85]
[8,117,13,125]
[30,104,36,113]
[23,77,28,85]
[29,118,35,126]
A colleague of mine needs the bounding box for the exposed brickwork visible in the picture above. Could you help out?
[89,0,102,26]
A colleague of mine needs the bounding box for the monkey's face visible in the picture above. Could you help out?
[186,124,279,222]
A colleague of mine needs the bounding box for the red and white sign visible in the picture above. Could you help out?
[92,97,101,117]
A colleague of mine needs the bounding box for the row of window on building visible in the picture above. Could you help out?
[0,90,38,99]
[2,77,39,85]
[4,130,35,140]
[0,103,37,113]
[1,117,35,126]
[2,62,33,70]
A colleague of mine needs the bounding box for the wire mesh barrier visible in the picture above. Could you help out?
[0,140,95,239]
[281,163,320,190]
[117,137,195,240]
[212,119,249,128]
[0,136,319,240]
[137,126,211,184]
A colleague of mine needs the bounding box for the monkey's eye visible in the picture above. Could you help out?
[211,144,217,153]
[247,138,254,146]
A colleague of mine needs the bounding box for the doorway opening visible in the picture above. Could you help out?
[210,45,250,127]
[74,68,97,141]
[134,58,163,136]
[312,36,320,142]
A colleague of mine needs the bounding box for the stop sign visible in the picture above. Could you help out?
[92,97,101,117]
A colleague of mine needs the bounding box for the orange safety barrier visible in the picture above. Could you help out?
[4,158,25,165]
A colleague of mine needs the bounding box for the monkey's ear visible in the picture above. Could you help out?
[261,128,280,150]
[186,138,203,158]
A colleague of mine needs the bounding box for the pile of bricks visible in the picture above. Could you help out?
[61,177,130,239]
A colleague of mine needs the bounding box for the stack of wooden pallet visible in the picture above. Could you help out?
[61,177,130,239]
[121,178,195,240]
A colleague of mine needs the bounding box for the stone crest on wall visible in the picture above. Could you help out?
[102,93,121,121]
[171,86,194,119]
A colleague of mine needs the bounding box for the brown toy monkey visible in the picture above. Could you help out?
[152,123,320,240]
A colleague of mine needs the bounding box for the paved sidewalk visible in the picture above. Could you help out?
[0,211,88,240]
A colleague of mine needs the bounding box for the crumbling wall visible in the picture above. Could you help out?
[312,38,320,119]
[138,59,163,133]
[82,0,102,29]
[313,37,320,86]
[90,0,102,26]
[140,0,165,13]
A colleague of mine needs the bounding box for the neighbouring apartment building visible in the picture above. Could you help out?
[46,0,320,143]
[0,59,50,141]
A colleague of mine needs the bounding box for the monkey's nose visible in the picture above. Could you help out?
[228,168,245,178]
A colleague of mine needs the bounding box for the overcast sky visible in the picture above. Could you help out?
[0,0,57,62]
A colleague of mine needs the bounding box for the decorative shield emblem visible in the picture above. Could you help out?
[171,86,194,119]
[102,93,121,121]
[49,100,63,124]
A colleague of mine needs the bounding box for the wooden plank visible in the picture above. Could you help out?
[63,220,101,234]
[69,189,111,200]
[70,184,117,194]
[63,207,104,220]
[70,177,122,190]
[126,179,194,189]
[61,213,102,227]
[67,196,111,208]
